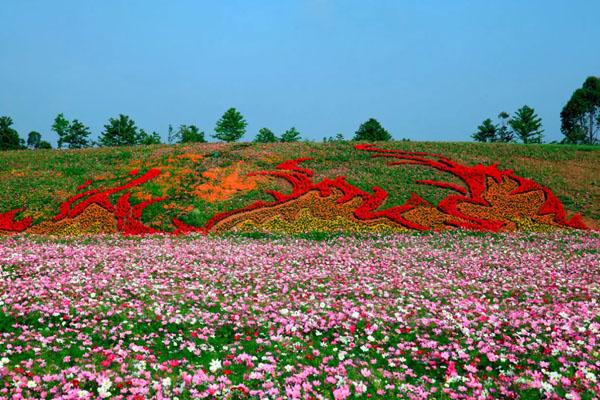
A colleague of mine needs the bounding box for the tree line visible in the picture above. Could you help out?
[0,107,393,151]
[473,76,600,145]
[2,76,598,151]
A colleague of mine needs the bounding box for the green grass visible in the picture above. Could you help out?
[0,140,598,227]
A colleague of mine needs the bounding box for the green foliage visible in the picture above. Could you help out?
[280,127,301,142]
[509,105,544,144]
[27,131,42,149]
[67,120,92,148]
[52,113,70,149]
[167,124,180,144]
[99,114,139,147]
[137,129,162,145]
[213,108,247,142]
[496,112,514,142]
[53,114,92,149]
[38,140,52,149]
[353,118,392,141]
[323,133,345,142]
[254,127,278,143]
[561,76,600,144]
[472,118,497,142]
[178,125,205,143]
[0,116,23,151]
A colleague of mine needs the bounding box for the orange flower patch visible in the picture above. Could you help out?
[92,174,115,181]
[162,203,194,212]
[176,153,204,163]
[133,191,160,202]
[193,163,263,202]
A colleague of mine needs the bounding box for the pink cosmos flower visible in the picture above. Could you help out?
[333,385,351,400]
[446,361,458,378]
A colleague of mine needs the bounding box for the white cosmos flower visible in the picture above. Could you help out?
[98,378,112,398]
[209,359,222,372]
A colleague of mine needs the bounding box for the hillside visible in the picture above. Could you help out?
[1,141,598,234]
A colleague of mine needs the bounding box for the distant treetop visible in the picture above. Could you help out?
[280,127,302,142]
[254,127,278,143]
[353,118,391,141]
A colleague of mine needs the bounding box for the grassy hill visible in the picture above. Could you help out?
[1,141,599,231]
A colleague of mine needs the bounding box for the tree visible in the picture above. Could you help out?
[0,116,22,151]
[38,140,52,149]
[52,114,91,149]
[213,108,247,142]
[254,127,278,143]
[178,125,205,143]
[353,118,392,141]
[167,124,180,144]
[99,114,139,146]
[27,131,42,149]
[560,76,600,144]
[137,129,162,145]
[280,127,301,142]
[65,120,91,149]
[509,105,544,144]
[324,133,345,142]
[52,113,70,149]
[472,119,497,142]
[496,111,513,142]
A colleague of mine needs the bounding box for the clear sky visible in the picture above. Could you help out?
[1,1,599,145]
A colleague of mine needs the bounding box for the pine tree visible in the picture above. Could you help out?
[509,105,544,144]
[472,119,498,142]
[213,108,247,142]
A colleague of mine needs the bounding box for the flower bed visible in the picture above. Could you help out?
[0,232,598,398]
[0,145,591,236]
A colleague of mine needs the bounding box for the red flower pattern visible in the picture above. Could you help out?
[0,145,589,235]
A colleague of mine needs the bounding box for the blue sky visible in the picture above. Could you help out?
[1,1,599,144]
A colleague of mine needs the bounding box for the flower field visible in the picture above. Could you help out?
[1,143,597,236]
[1,232,599,399]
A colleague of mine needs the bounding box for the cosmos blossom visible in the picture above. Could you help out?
[0,231,598,398]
